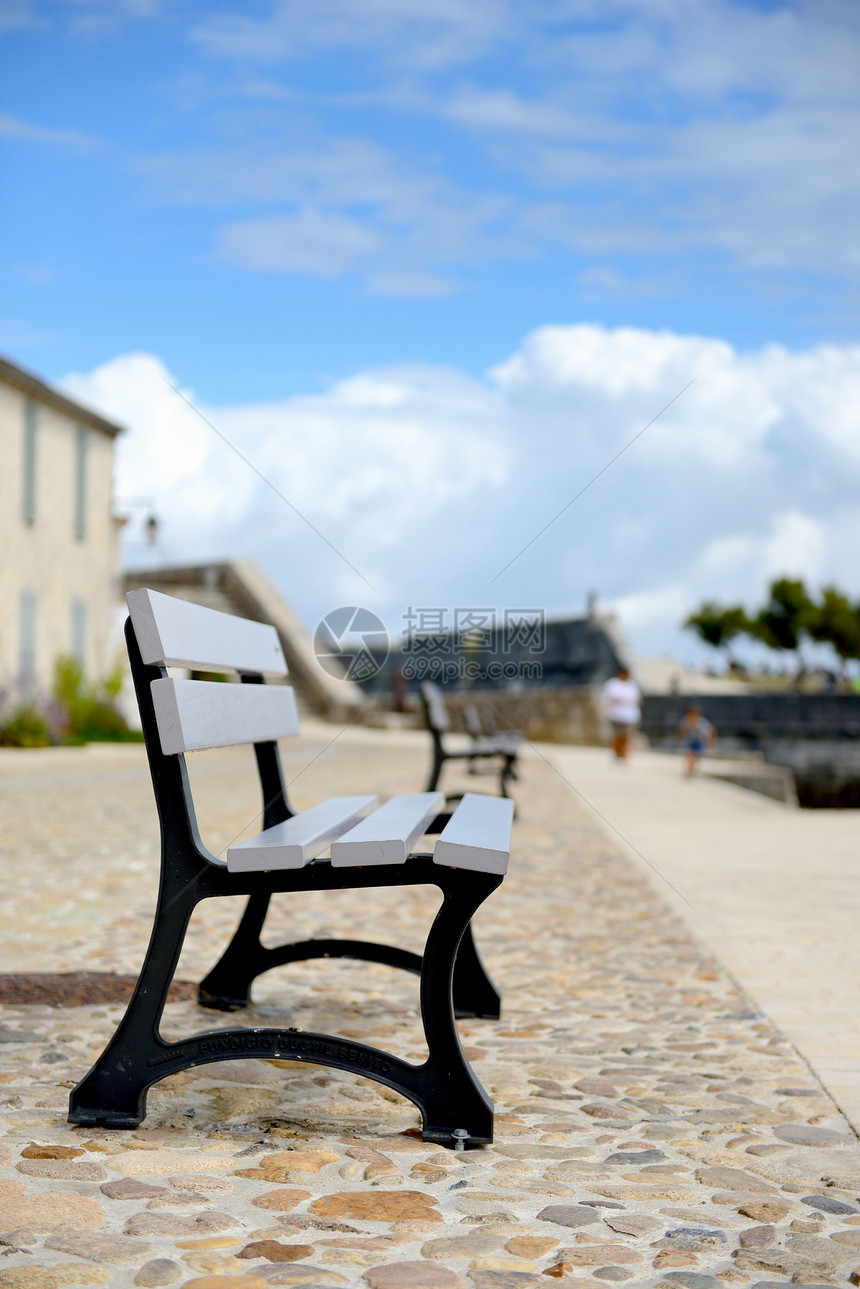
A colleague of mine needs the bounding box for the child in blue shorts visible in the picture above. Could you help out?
[676,706,716,777]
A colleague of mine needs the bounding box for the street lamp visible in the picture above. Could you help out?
[145,513,159,545]
[116,497,161,546]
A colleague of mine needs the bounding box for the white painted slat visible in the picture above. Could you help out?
[151,678,299,754]
[226,796,378,872]
[473,734,521,755]
[464,705,484,739]
[421,682,450,731]
[433,793,513,875]
[127,587,287,676]
[330,792,444,867]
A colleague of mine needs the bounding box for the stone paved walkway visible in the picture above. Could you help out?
[0,732,859,1289]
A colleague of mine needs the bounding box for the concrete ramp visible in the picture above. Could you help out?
[122,559,362,719]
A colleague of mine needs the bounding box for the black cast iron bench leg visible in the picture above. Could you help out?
[412,870,496,1144]
[198,900,501,1021]
[426,742,445,792]
[197,891,273,1011]
[452,922,501,1019]
[70,865,500,1145]
[68,875,200,1128]
[426,739,518,814]
[499,753,518,798]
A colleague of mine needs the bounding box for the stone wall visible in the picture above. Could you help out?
[424,685,605,745]
[641,692,860,746]
[642,693,860,808]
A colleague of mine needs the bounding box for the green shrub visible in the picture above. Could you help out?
[54,656,85,721]
[0,703,56,747]
[0,658,141,748]
[77,697,138,742]
[52,655,142,744]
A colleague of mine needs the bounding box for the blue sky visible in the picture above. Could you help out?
[3,1,860,663]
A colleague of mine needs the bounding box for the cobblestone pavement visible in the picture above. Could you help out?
[1,734,859,1289]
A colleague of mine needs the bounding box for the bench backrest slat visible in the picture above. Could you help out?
[464,704,483,739]
[433,792,513,875]
[151,678,300,755]
[127,587,287,677]
[421,681,450,732]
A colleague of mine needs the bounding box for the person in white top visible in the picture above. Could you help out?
[602,667,641,761]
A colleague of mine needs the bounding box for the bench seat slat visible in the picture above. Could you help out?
[433,793,513,875]
[440,736,521,761]
[151,678,299,754]
[127,587,287,676]
[330,792,444,867]
[226,796,378,872]
[474,734,521,754]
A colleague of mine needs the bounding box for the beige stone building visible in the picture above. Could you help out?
[0,354,124,692]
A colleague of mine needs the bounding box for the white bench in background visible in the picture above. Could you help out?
[69,589,512,1148]
[421,681,521,800]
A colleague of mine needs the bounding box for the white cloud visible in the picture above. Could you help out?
[138,136,420,210]
[610,508,834,656]
[62,323,860,658]
[758,511,826,583]
[16,2,860,295]
[191,0,513,70]
[216,209,383,277]
[62,353,257,540]
[0,1,43,34]
[0,112,100,151]
[139,134,516,294]
[610,583,693,636]
[119,3,860,296]
[754,341,860,467]
[441,88,587,139]
[61,351,509,605]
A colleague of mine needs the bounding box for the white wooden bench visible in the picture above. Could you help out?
[68,590,512,1147]
[421,681,521,799]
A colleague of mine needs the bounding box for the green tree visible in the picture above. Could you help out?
[809,586,860,663]
[751,578,815,655]
[683,602,749,657]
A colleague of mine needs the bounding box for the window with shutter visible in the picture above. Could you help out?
[74,425,88,540]
[22,400,37,524]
